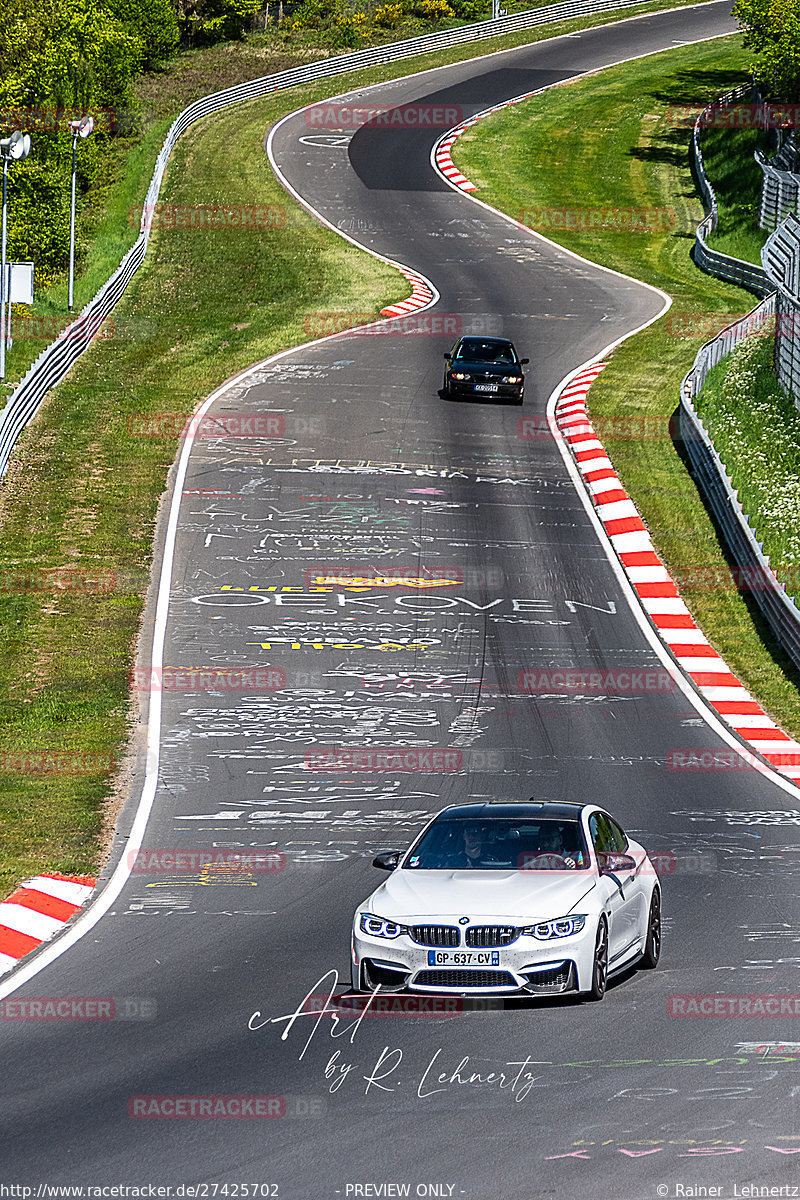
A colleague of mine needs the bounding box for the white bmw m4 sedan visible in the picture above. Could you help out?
[351,800,661,1000]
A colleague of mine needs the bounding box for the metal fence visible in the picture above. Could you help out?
[690,85,772,297]
[756,132,799,232]
[761,210,800,404]
[0,0,663,478]
[679,296,800,672]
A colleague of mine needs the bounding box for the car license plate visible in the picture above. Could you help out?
[474,383,498,393]
[427,950,500,966]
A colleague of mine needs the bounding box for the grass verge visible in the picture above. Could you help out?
[702,123,769,264]
[454,34,800,739]
[696,334,800,591]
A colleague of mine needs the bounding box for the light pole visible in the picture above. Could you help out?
[0,130,32,383]
[67,115,94,312]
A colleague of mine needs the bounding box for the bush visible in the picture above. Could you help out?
[419,0,454,18]
[106,0,180,70]
[178,0,263,45]
[448,0,485,17]
[374,3,404,25]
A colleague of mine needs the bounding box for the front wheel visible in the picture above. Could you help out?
[641,888,661,969]
[583,917,608,1001]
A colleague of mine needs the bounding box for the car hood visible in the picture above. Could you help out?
[364,869,597,922]
[456,361,520,375]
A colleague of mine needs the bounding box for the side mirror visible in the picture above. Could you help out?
[599,852,636,875]
[443,352,451,360]
[373,850,402,871]
[520,358,530,365]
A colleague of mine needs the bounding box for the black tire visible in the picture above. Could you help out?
[584,917,608,1001]
[641,887,661,969]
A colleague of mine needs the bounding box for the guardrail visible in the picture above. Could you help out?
[680,89,800,671]
[0,0,666,478]
[679,297,800,673]
[755,132,799,232]
[690,85,773,297]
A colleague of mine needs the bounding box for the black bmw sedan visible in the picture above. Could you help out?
[443,336,528,404]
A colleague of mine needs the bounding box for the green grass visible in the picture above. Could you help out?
[455,35,800,738]
[702,124,769,264]
[696,334,800,591]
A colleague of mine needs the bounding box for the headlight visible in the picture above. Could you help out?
[451,372,471,381]
[359,913,404,939]
[522,915,586,940]
[501,375,523,383]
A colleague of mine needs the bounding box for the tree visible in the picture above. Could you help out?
[734,0,800,102]
[105,0,180,71]
[177,0,262,45]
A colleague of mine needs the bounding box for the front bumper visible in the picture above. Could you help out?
[352,922,595,995]
[447,379,523,401]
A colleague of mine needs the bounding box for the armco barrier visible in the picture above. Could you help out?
[690,85,772,297]
[681,91,800,670]
[679,298,800,672]
[0,0,693,478]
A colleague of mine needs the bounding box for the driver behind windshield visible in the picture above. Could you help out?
[535,825,580,869]
[446,823,500,868]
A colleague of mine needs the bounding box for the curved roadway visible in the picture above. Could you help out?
[4,5,800,1196]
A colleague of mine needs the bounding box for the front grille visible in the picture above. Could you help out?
[523,963,574,993]
[408,925,460,947]
[465,925,519,948]
[415,969,518,989]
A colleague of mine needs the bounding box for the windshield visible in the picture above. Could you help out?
[403,818,590,871]
[454,339,517,364]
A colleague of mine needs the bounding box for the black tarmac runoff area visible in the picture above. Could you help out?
[3,5,800,1198]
